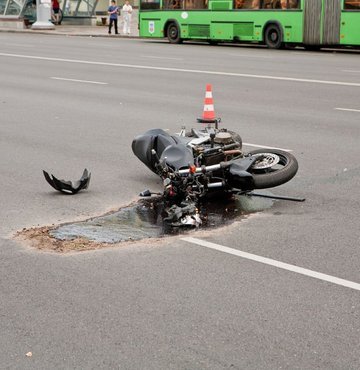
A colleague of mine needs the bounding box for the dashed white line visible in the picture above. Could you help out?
[342,70,360,73]
[4,43,35,48]
[225,53,273,59]
[50,77,108,85]
[335,107,360,113]
[1,52,360,87]
[141,55,183,60]
[182,237,360,292]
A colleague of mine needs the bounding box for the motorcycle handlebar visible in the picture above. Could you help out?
[177,162,230,175]
[207,181,224,188]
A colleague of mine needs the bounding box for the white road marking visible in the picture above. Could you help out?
[1,52,360,87]
[141,55,183,60]
[342,70,360,73]
[50,77,108,85]
[4,43,35,48]
[182,237,360,292]
[225,53,273,59]
[243,142,292,152]
[335,107,360,113]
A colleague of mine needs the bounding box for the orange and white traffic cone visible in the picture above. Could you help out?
[203,84,216,120]
[197,84,220,127]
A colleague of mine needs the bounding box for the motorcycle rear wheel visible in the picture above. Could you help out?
[248,149,298,189]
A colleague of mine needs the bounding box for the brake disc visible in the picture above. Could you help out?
[251,153,280,170]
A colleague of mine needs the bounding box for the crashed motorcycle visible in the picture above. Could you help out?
[132,119,299,226]
[132,84,300,226]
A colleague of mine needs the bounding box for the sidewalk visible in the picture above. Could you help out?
[0,11,139,37]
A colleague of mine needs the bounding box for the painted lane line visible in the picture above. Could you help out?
[4,43,35,48]
[335,108,360,113]
[342,70,360,73]
[181,237,360,292]
[50,77,108,85]
[141,55,183,61]
[243,142,292,152]
[225,53,274,59]
[1,52,360,88]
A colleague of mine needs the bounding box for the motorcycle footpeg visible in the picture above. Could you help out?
[139,189,152,197]
[139,189,157,197]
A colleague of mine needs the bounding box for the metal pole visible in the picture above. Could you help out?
[31,0,55,29]
[247,192,306,202]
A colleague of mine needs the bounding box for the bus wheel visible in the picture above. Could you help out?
[264,24,283,49]
[167,23,182,44]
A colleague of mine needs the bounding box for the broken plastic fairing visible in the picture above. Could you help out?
[43,168,91,194]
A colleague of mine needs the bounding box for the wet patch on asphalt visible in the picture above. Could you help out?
[15,195,274,253]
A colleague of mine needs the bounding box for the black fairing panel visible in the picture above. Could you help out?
[132,129,177,173]
[43,169,91,194]
[132,129,194,173]
[160,143,194,170]
[226,158,256,190]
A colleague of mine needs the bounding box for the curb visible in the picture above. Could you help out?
[0,28,140,38]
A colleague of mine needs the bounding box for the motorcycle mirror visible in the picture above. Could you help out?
[210,132,215,148]
[151,149,160,163]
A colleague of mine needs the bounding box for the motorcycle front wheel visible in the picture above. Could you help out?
[248,149,298,189]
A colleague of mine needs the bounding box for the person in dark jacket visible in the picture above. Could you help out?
[108,0,119,34]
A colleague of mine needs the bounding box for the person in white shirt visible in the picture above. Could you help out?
[122,0,133,35]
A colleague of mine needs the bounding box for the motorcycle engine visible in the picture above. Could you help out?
[193,129,243,166]
[213,132,234,145]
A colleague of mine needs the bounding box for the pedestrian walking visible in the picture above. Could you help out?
[108,0,119,35]
[122,0,132,35]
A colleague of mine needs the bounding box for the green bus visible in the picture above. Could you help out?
[138,0,360,49]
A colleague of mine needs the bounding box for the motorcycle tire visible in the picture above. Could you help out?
[248,149,298,189]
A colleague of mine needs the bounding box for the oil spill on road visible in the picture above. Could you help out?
[16,195,273,253]
[51,195,273,243]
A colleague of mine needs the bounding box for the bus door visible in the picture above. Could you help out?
[303,0,322,45]
[322,0,341,44]
[303,0,341,45]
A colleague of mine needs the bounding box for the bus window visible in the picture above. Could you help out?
[234,0,245,8]
[265,0,291,8]
[184,0,207,9]
[286,0,299,8]
[234,0,299,9]
[261,0,299,8]
[164,0,182,9]
[281,0,299,8]
[162,0,205,9]
[262,0,274,8]
[344,0,360,9]
[234,0,260,9]
[140,0,160,9]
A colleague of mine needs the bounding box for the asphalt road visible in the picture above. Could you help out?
[0,34,360,369]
